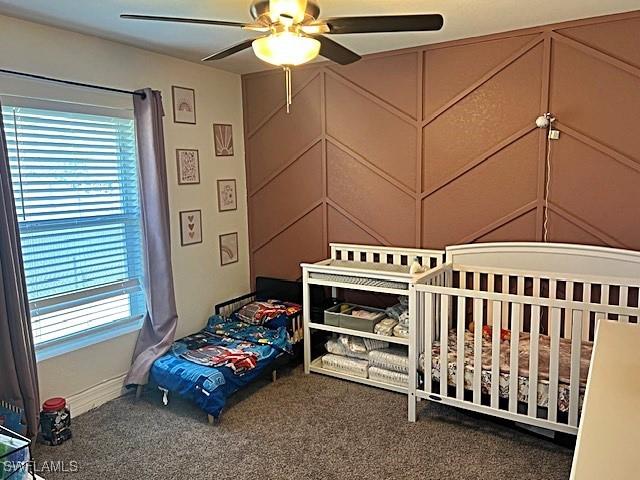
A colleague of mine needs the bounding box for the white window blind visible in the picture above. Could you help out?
[1,103,145,347]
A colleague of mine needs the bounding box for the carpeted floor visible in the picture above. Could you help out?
[34,367,574,480]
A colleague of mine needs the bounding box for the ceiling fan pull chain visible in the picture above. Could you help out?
[284,65,292,114]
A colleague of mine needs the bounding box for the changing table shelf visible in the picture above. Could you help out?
[302,243,445,399]
[309,357,408,394]
[308,322,409,345]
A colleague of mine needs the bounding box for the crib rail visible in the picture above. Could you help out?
[410,265,640,434]
[330,243,443,269]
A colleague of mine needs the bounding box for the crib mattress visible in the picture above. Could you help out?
[422,330,592,412]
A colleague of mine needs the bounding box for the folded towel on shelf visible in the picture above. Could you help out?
[374,317,398,336]
[369,348,409,374]
[368,366,408,387]
[325,335,389,359]
[393,323,409,338]
[321,354,369,378]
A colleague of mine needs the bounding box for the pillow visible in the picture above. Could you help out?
[234,299,301,327]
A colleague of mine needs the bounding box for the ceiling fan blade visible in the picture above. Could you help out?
[120,14,246,28]
[315,36,361,65]
[202,39,256,61]
[324,14,444,34]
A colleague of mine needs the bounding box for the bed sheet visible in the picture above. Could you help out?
[151,316,291,418]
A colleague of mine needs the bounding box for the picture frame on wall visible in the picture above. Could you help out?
[216,179,237,212]
[179,210,203,246]
[172,86,196,124]
[213,123,234,156]
[176,149,200,185]
[219,232,239,266]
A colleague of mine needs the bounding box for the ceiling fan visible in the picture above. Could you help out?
[121,0,444,112]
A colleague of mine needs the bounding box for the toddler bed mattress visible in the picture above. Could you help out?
[151,316,292,418]
[421,329,592,412]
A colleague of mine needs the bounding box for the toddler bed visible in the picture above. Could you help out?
[151,316,292,420]
[150,277,302,421]
[408,242,640,435]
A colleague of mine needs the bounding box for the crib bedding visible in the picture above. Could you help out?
[421,329,592,412]
[151,316,292,418]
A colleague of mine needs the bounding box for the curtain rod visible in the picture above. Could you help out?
[0,68,146,99]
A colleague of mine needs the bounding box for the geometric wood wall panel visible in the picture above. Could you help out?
[250,142,322,247]
[547,211,607,247]
[424,34,540,117]
[252,206,325,280]
[423,44,544,190]
[558,17,640,70]
[330,52,418,118]
[325,76,417,190]
[327,205,380,246]
[243,11,640,283]
[422,130,539,248]
[550,41,640,160]
[327,142,415,247]
[476,210,538,243]
[247,76,322,190]
[550,134,640,249]
[243,67,320,133]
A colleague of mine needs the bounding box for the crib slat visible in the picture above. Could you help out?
[473,272,480,291]
[564,282,575,339]
[517,276,525,332]
[502,275,509,329]
[456,296,465,400]
[509,303,521,413]
[548,307,561,422]
[582,283,592,341]
[549,279,557,300]
[619,286,629,323]
[528,304,541,418]
[490,301,502,409]
[473,298,483,404]
[487,274,496,326]
[440,294,450,396]
[459,271,466,289]
[569,309,583,427]
[424,292,434,394]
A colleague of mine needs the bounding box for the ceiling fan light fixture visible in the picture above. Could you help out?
[252,32,320,66]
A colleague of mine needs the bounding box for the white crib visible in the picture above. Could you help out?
[408,242,640,434]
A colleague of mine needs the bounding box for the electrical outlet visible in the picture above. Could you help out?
[548,129,560,140]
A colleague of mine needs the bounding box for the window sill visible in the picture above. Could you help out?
[35,316,144,363]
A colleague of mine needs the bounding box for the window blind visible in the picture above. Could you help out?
[1,104,145,346]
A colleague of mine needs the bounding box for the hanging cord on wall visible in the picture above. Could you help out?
[543,135,553,242]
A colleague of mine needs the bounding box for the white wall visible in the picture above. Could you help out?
[0,14,250,409]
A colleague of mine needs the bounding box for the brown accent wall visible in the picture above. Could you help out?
[242,11,640,281]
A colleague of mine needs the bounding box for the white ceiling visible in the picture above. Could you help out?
[0,0,638,74]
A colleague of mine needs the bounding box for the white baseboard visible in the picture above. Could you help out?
[66,374,127,416]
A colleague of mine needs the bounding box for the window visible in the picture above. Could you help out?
[1,102,145,352]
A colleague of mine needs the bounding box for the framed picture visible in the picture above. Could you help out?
[179,210,203,246]
[213,124,234,156]
[176,149,200,185]
[219,232,239,266]
[216,179,237,212]
[172,86,196,124]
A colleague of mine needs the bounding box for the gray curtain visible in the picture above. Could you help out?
[125,89,178,386]
[0,100,40,438]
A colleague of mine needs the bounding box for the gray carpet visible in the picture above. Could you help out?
[34,367,573,480]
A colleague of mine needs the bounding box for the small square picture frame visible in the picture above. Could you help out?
[179,210,203,246]
[176,149,200,185]
[172,86,197,124]
[219,232,239,266]
[216,179,237,212]
[213,123,234,157]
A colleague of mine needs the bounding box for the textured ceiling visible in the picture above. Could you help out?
[0,0,638,74]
